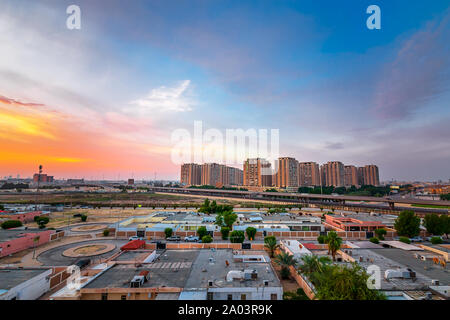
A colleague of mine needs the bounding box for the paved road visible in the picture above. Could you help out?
[37,239,126,266]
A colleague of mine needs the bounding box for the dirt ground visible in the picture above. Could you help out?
[270,259,301,293]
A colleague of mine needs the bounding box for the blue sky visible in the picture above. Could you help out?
[0,0,449,181]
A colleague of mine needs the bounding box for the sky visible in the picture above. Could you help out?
[0,0,449,182]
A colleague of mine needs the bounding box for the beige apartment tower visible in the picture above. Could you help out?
[298,162,320,186]
[273,157,299,188]
[321,161,345,187]
[362,165,380,186]
[243,158,273,187]
[180,163,202,186]
[344,165,358,187]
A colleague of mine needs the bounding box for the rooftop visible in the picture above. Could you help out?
[0,268,50,291]
[84,250,199,289]
[184,249,280,289]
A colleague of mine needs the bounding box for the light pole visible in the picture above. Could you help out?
[35,165,42,211]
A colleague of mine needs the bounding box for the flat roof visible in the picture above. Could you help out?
[0,229,49,242]
[373,248,449,286]
[0,268,50,291]
[184,249,280,289]
[84,250,199,289]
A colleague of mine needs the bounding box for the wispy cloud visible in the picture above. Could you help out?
[128,80,194,113]
[372,11,450,120]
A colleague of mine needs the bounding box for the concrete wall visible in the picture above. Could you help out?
[0,269,52,300]
[0,230,55,258]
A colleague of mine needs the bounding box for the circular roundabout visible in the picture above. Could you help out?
[71,224,109,232]
[62,243,116,258]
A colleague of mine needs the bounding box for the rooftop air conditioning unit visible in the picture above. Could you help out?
[431,280,440,286]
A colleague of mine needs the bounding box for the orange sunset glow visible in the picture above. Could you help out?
[0,99,176,179]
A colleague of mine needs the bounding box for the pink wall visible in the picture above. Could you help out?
[0,230,54,257]
[0,211,44,223]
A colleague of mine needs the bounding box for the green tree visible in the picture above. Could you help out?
[0,204,4,210]
[164,227,173,238]
[399,236,411,244]
[1,220,22,229]
[223,212,237,228]
[298,254,331,279]
[394,210,420,238]
[229,230,245,243]
[80,215,87,222]
[202,235,213,243]
[273,251,297,279]
[440,215,450,239]
[197,226,208,239]
[36,216,50,229]
[220,226,230,240]
[431,237,443,244]
[264,236,279,258]
[283,288,309,300]
[103,229,110,237]
[246,227,257,241]
[423,214,443,235]
[375,228,387,240]
[369,237,379,244]
[317,235,326,244]
[313,263,386,300]
[325,231,342,262]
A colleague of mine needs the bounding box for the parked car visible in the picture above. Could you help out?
[166,236,181,242]
[410,236,423,243]
[128,236,144,241]
[184,235,200,242]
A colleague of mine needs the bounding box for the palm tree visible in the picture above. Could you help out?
[298,254,331,276]
[264,237,279,258]
[274,252,297,279]
[325,231,342,261]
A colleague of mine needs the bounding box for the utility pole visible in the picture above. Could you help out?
[35,165,42,211]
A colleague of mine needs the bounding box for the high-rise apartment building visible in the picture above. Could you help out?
[362,165,380,186]
[273,157,299,188]
[180,163,202,186]
[321,161,345,187]
[220,165,243,186]
[344,165,358,187]
[243,158,272,187]
[201,163,221,186]
[298,162,320,186]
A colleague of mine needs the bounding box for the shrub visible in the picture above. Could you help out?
[369,237,379,244]
[164,228,173,238]
[375,228,387,240]
[80,215,87,222]
[1,220,22,229]
[35,216,50,229]
[430,237,443,244]
[399,236,411,244]
[220,227,230,240]
[280,267,291,279]
[202,235,213,243]
[230,230,245,243]
[197,226,208,239]
[103,229,110,237]
[317,235,326,244]
[246,227,257,241]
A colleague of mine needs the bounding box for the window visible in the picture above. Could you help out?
[101,293,108,300]
[121,295,126,300]
[241,294,247,300]
[207,292,213,300]
[271,294,277,300]
[227,294,233,300]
